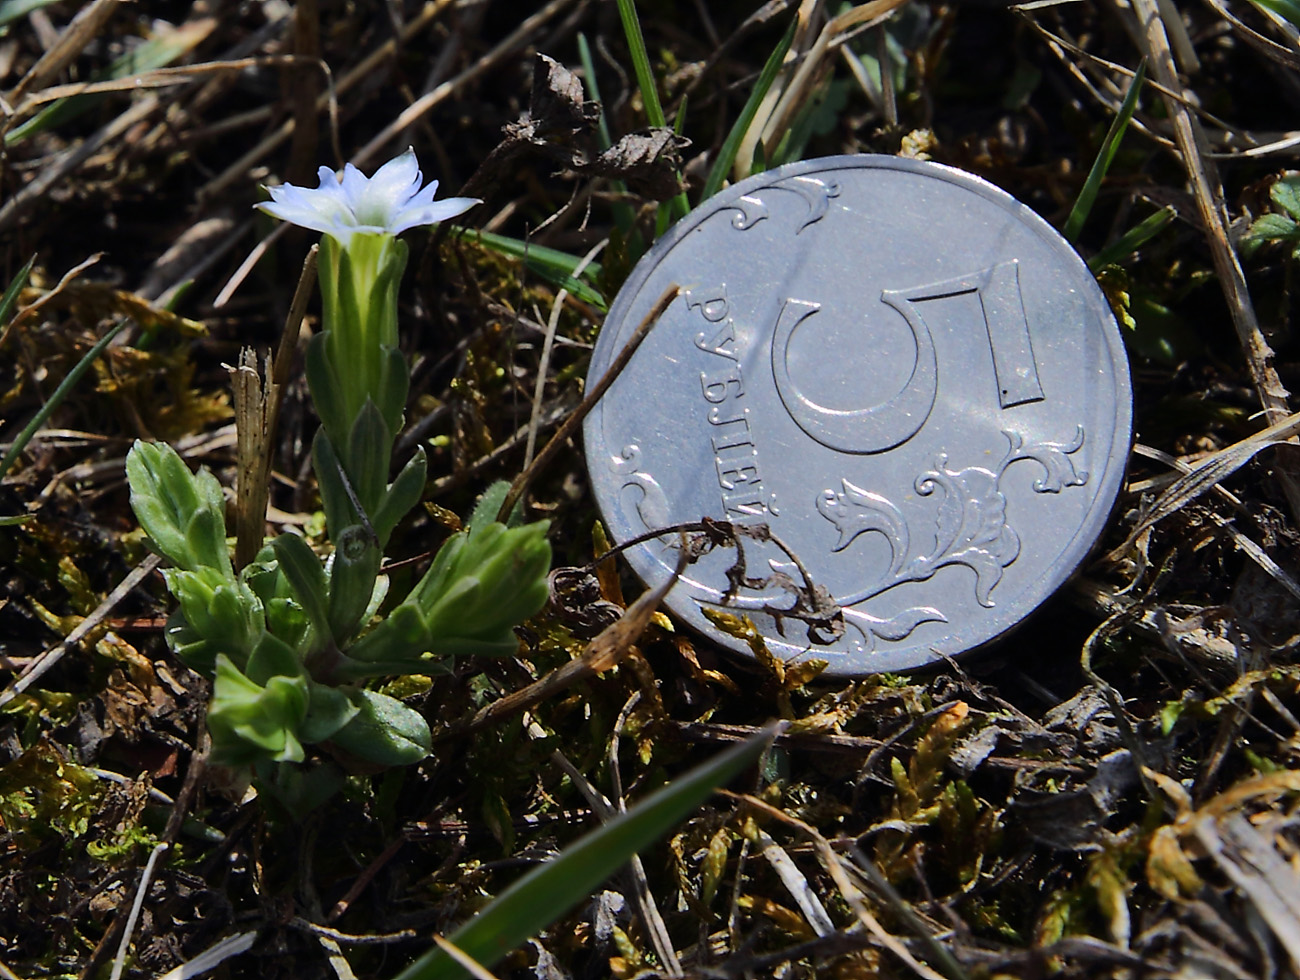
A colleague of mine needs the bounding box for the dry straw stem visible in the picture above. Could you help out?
[720,790,954,980]
[231,350,280,572]
[353,0,576,169]
[198,0,455,203]
[0,553,162,712]
[523,238,607,469]
[1026,12,1300,159]
[495,283,680,523]
[1128,0,1300,522]
[436,538,687,743]
[538,709,683,976]
[735,0,906,180]
[1108,407,1300,562]
[2,0,121,107]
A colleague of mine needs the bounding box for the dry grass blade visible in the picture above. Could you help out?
[1129,0,1300,522]
[0,554,162,711]
[496,284,680,523]
[438,541,687,742]
[3,0,119,106]
[1108,408,1300,560]
[199,0,454,202]
[429,936,501,980]
[759,0,907,161]
[756,829,835,937]
[1193,815,1300,970]
[1206,0,1300,70]
[523,239,606,468]
[109,843,169,980]
[353,0,576,167]
[721,790,956,980]
[152,932,258,980]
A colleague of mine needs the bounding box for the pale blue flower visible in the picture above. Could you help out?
[256,147,478,248]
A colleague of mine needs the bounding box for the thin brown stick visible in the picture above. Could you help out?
[0,554,163,711]
[433,540,687,744]
[3,0,121,108]
[352,0,577,169]
[198,0,454,203]
[232,245,316,569]
[496,284,680,523]
[1128,0,1300,522]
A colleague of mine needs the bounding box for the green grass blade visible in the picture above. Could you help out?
[615,0,666,129]
[0,320,126,483]
[1088,205,1176,271]
[392,726,777,980]
[576,33,615,153]
[0,255,36,326]
[578,32,637,236]
[0,0,58,30]
[701,16,796,202]
[452,228,606,309]
[1064,59,1146,244]
[1250,0,1300,27]
[6,20,209,146]
[667,95,691,221]
[615,0,689,234]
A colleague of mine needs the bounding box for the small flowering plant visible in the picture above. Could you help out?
[126,150,550,812]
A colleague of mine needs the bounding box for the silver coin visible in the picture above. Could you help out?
[583,155,1132,675]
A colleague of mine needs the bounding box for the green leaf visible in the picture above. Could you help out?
[1250,0,1300,29]
[372,448,427,544]
[300,681,362,744]
[1241,212,1300,257]
[339,604,434,677]
[312,429,353,540]
[164,567,263,672]
[1088,205,1176,270]
[126,439,233,576]
[0,254,34,325]
[254,758,345,818]
[392,726,777,980]
[244,630,305,686]
[243,547,310,647]
[469,480,513,531]
[208,655,308,766]
[1064,59,1146,244]
[327,689,431,766]
[701,16,796,201]
[413,522,552,659]
[346,401,392,519]
[1,320,125,485]
[1271,175,1300,221]
[374,344,411,449]
[615,0,666,128]
[0,0,59,31]
[305,333,348,450]
[450,228,606,309]
[328,527,382,646]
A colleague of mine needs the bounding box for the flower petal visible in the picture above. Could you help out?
[388,196,480,235]
[354,148,422,226]
[255,149,471,242]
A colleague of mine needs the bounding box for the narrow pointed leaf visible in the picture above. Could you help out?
[269,534,331,642]
[392,726,777,980]
[1064,59,1146,243]
[701,15,796,200]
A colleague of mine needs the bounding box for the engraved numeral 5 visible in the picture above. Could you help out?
[771,260,1043,455]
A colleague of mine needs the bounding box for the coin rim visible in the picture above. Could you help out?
[584,153,1133,675]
